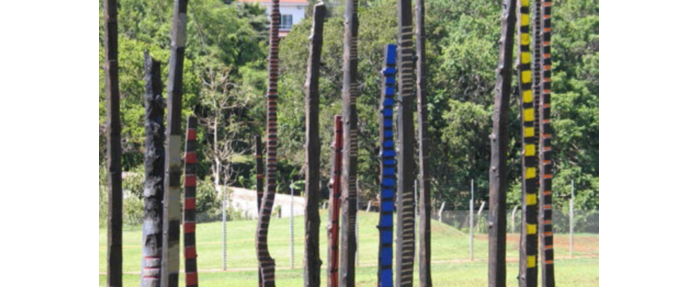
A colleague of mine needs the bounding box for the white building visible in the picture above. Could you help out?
[237,0,309,37]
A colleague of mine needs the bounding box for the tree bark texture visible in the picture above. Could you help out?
[304,4,326,287]
[327,116,343,287]
[339,0,359,285]
[141,52,164,287]
[516,0,539,284]
[414,0,432,285]
[183,116,199,287]
[256,0,281,284]
[488,0,516,286]
[538,0,555,285]
[396,0,416,285]
[377,44,397,287]
[104,0,122,285]
[256,135,264,287]
[160,0,189,286]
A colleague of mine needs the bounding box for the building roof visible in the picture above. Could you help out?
[237,0,308,4]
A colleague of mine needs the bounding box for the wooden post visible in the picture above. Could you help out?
[395,0,417,285]
[141,52,164,287]
[415,0,432,284]
[570,181,574,258]
[488,0,517,285]
[304,4,325,286]
[511,206,519,234]
[470,180,475,262]
[256,135,264,286]
[377,44,397,287]
[160,0,189,286]
[517,0,539,284]
[327,116,343,287]
[256,0,281,284]
[538,0,556,285]
[290,181,295,270]
[103,0,122,285]
[222,187,227,271]
[339,0,359,284]
[439,202,446,223]
[183,116,199,287]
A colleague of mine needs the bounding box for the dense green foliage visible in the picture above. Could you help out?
[99,0,599,213]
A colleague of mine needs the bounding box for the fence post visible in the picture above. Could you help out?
[510,206,518,234]
[222,188,227,270]
[290,180,295,269]
[439,202,446,222]
[366,201,372,212]
[470,179,474,261]
[570,180,574,258]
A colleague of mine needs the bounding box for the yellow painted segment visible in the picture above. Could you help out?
[524,127,535,137]
[521,52,531,64]
[526,167,536,179]
[521,33,530,45]
[521,0,529,6]
[523,90,533,103]
[521,14,530,27]
[525,144,535,156]
[526,194,537,205]
[527,224,537,235]
[523,108,534,122]
[527,255,536,268]
[522,70,532,83]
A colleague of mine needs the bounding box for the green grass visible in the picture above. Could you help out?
[99,210,598,286]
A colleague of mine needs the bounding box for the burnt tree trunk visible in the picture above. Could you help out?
[256,135,264,287]
[516,0,539,284]
[161,0,189,286]
[103,0,122,285]
[183,116,199,287]
[538,0,555,285]
[414,0,432,285]
[339,0,359,285]
[327,116,343,287]
[304,3,326,287]
[141,52,165,287]
[488,0,517,286]
[377,44,397,287]
[256,0,281,285]
[396,0,416,285]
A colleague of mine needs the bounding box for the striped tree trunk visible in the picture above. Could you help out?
[414,0,432,285]
[327,116,343,287]
[103,0,122,285]
[256,135,264,287]
[339,0,359,285]
[517,0,539,284]
[488,0,517,285]
[304,4,326,287]
[256,0,281,285]
[395,0,416,285]
[183,117,199,287]
[538,0,555,285]
[377,44,397,287]
[161,0,189,286]
[141,52,165,287]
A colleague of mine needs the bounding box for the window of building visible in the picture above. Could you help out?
[281,14,293,31]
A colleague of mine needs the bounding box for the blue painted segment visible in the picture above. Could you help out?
[386,44,397,65]
[385,86,395,95]
[382,150,396,157]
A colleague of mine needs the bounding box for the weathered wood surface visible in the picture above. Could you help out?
[256,0,281,284]
[395,0,416,285]
[141,53,164,287]
[304,4,326,287]
[488,0,517,286]
[256,135,264,287]
[104,0,122,285]
[339,0,359,285]
[327,116,343,287]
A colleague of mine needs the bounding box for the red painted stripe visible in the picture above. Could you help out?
[184,222,195,234]
[185,152,197,163]
[185,198,196,210]
[186,272,198,285]
[187,129,196,140]
[184,175,196,187]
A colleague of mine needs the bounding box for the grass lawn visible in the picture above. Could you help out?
[99,210,598,286]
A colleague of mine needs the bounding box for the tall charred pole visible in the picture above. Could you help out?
[414,0,432,285]
[488,0,517,285]
[160,0,190,286]
[304,3,326,287]
[256,0,281,284]
[256,135,264,287]
[395,0,417,285]
[141,52,165,287]
[182,117,199,287]
[339,0,359,284]
[328,116,343,287]
[103,0,122,285]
